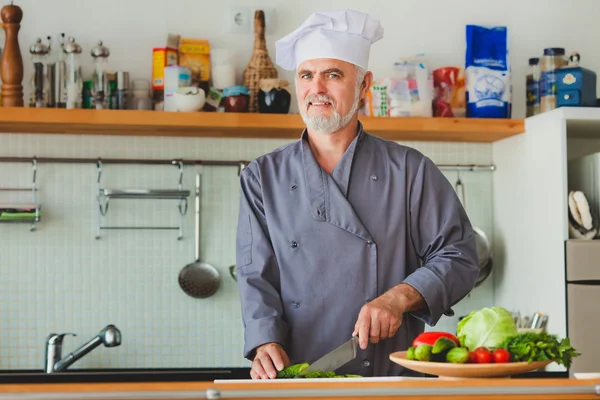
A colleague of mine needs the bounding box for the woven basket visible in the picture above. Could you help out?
[243,10,278,113]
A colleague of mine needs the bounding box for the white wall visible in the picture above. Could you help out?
[0,0,593,371]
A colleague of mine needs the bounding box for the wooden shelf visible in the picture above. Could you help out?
[0,107,524,143]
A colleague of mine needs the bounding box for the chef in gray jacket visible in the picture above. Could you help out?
[235,9,479,379]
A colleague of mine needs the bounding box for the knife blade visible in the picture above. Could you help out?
[297,335,358,377]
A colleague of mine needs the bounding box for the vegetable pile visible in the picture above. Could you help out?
[405,306,580,368]
[276,363,362,379]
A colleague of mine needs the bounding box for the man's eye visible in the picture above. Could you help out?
[329,73,340,79]
[301,74,311,79]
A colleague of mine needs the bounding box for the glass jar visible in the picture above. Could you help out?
[222,85,250,112]
[526,57,540,117]
[539,48,566,113]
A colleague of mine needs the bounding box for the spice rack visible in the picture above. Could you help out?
[95,160,191,240]
[0,159,42,231]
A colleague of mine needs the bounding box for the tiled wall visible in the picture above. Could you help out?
[0,132,495,370]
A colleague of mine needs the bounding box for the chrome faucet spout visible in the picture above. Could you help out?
[45,325,121,373]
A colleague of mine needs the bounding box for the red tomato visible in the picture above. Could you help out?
[473,347,493,363]
[468,351,478,363]
[493,348,511,363]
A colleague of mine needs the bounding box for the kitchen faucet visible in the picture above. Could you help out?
[45,324,122,373]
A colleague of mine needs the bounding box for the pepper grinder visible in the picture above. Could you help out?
[29,37,50,107]
[0,1,24,107]
[63,36,82,109]
[91,41,110,110]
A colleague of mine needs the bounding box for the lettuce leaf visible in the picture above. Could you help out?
[456,306,518,351]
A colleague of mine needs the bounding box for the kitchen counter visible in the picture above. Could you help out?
[0,367,567,384]
[0,377,598,399]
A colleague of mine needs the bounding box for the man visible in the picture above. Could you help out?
[235,9,479,379]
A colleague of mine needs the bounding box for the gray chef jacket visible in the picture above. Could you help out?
[235,122,479,376]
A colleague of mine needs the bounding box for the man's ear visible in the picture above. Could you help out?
[361,71,373,99]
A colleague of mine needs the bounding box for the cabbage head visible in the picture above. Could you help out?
[456,306,518,351]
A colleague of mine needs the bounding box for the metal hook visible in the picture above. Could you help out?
[455,171,465,208]
[178,197,188,216]
[96,159,103,184]
[238,162,247,176]
[32,157,37,185]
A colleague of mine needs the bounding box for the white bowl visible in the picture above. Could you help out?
[174,86,205,112]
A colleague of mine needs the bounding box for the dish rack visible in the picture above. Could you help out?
[0,158,41,231]
[95,160,191,240]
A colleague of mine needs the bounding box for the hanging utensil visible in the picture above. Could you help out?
[178,167,220,298]
[454,172,493,287]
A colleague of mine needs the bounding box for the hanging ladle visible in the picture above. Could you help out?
[178,167,221,298]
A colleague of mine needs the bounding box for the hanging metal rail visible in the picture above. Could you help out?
[0,156,496,171]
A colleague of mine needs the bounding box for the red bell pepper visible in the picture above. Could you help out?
[412,332,460,347]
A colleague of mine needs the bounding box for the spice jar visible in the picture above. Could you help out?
[29,37,50,108]
[540,48,566,113]
[258,79,291,114]
[222,85,250,112]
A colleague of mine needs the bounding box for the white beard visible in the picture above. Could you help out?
[299,85,361,135]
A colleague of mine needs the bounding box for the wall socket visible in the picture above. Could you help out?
[226,6,277,35]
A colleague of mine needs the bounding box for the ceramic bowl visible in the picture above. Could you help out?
[174,87,205,112]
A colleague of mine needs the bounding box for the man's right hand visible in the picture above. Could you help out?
[251,342,291,379]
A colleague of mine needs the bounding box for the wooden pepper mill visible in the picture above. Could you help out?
[242,10,277,113]
[1,1,24,107]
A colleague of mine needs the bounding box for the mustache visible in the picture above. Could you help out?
[305,94,335,106]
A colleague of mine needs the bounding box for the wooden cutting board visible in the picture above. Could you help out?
[215,376,433,384]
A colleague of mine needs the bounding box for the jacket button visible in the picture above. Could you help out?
[292,302,300,309]
[362,359,371,367]
[366,240,373,245]
[370,175,378,181]
[290,241,298,248]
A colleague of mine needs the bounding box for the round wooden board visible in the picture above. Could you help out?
[389,351,552,379]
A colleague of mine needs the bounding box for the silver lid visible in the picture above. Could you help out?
[91,41,110,58]
[63,37,82,54]
[116,71,129,90]
[30,38,50,55]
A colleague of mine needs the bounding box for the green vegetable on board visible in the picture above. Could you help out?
[406,346,416,360]
[276,363,364,379]
[456,306,518,351]
[277,363,309,378]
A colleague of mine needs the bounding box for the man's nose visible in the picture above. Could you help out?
[310,76,327,94]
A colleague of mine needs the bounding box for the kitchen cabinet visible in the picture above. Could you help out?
[492,106,600,374]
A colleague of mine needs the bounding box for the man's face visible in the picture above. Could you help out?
[295,58,369,135]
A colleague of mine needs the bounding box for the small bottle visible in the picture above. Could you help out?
[116,71,130,110]
[526,57,540,117]
[91,41,111,110]
[29,37,51,108]
[63,37,83,109]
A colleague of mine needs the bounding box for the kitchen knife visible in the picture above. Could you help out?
[297,335,358,377]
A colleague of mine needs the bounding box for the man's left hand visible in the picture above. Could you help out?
[352,291,403,350]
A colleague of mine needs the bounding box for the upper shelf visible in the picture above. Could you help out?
[0,107,525,143]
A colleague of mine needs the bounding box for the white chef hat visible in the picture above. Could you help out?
[275,9,384,71]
